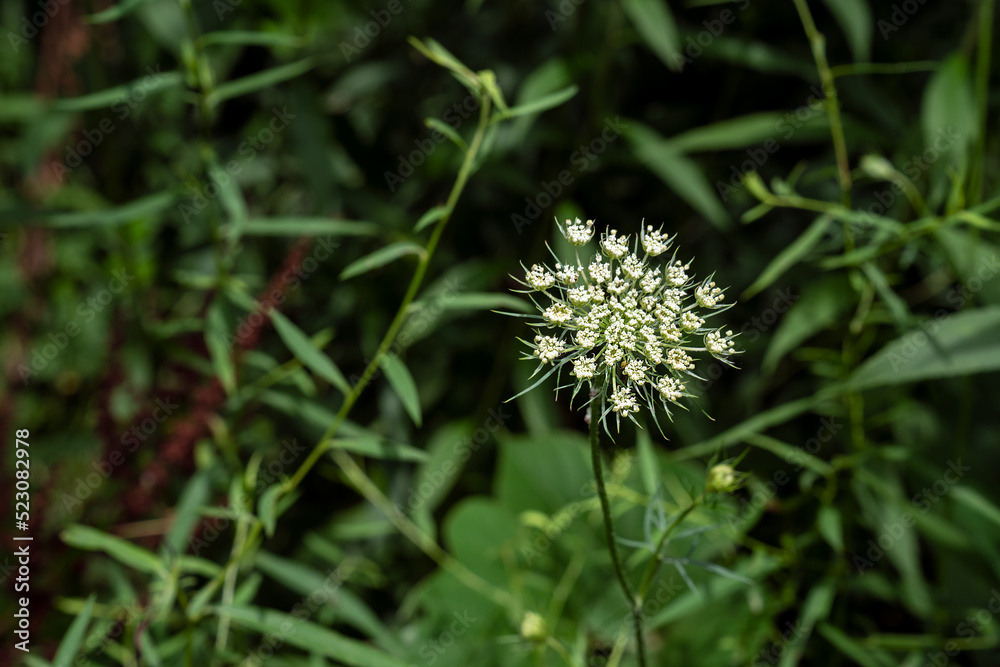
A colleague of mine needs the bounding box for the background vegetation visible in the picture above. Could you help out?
[2,0,1000,665]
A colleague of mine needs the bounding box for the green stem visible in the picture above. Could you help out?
[282,87,493,495]
[589,411,646,666]
[792,0,852,209]
[331,448,513,607]
[636,500,698,602]
[970,0,994,205]
[195,76,499,615]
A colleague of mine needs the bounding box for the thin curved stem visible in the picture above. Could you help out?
[589,412,646,666]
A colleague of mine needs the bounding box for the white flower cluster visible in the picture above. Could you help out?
[515,219,739,428]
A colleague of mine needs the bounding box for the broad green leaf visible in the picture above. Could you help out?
[62,525,165,575]
[743,215,832,298]
[36,191,175,228]
[52,594,96,665]
[49,72,182,112]
[495,85,578,120]
[819,0,872,62]
[625,124,729,229]
[381,353,422,426]
[621,0,682,72]
[763,274,854,373]
[340,242,425,280]
[444,498,519,586]
[163,471,211,556]
[216,604,409,667]
[847,305,1000,390]
[207,56,320,106]
[921,53,976,177]
[636,428,661,496]
[206,300,237,395]
[413,205,450,233]
[270,311,351,394]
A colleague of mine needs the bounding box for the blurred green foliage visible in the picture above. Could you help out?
[2,0,1000,665]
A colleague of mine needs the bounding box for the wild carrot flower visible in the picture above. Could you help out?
[512,218,739,430]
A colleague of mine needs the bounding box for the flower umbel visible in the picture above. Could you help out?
[513,218,740,430]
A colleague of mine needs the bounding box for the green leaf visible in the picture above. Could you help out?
[621,0,682,72]
[495,85,578,120]
[207,56,320,106]
[763,274,854,373]
[817,505,844,553]
[424,118,469,154]
[163,471,211,556]
[49,72,183,112]
[951,486,1000,530]
[36,191,175,228]
[819,0,872,62]
[847,305,1000,390]
[413,205,450,233]
[62,525,165,575]
[861,261,910,332]
[206,300,237,395]
[52,594,96,665]
[340,242,425,280]
[216,604,409,667]
[419,292,532,313]
[406,37,480,93]
[199,31,305,48]
[234,218,378,237]
[270,311,351,394]
[253,551,404,654]
[817,623,896,667]
[625,124,730,229]
[87,0,156,23]
[670,112,790,153]
[742,215,832,299]
[921,53,976,177]
[327,437,428,463]
[258,485,284,538]
[380,353,422,426]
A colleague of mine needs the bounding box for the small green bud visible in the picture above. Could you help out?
[520,612,548,643]
[706,464,742,494]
